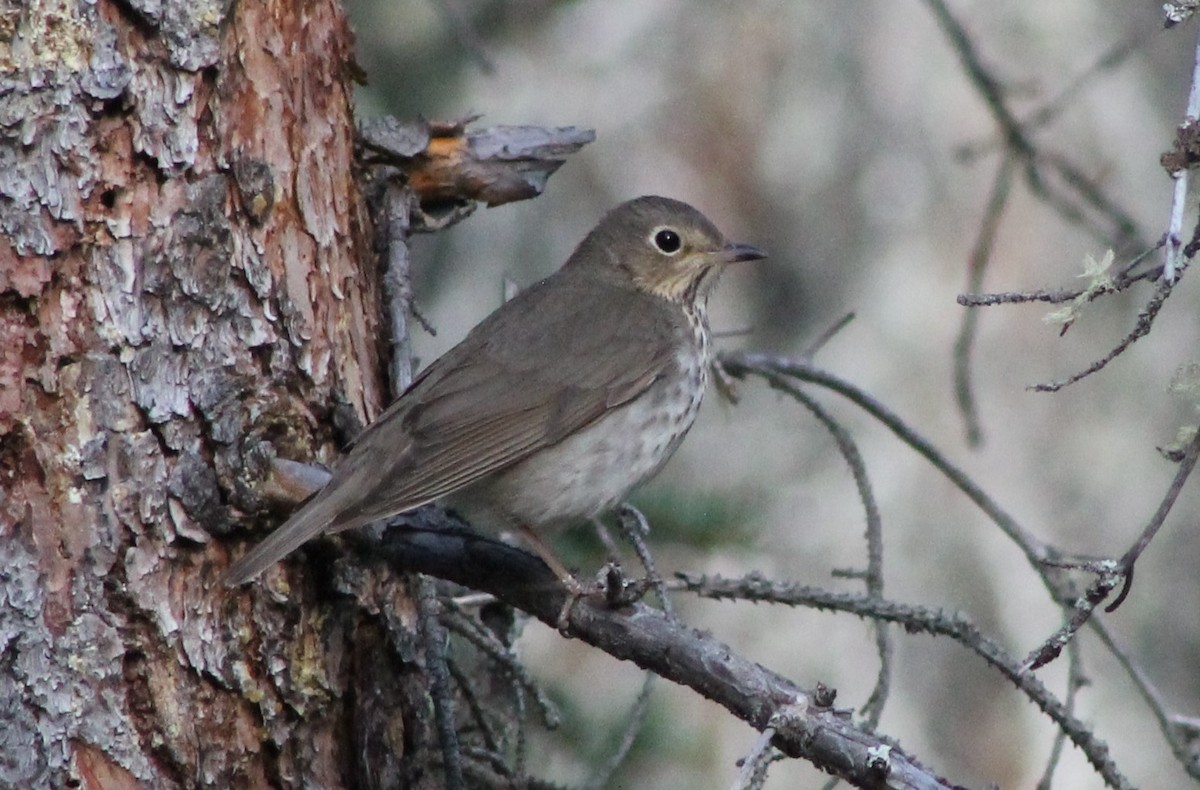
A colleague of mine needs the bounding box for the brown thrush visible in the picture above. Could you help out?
[224,195,765,587]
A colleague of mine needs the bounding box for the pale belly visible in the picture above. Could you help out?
[448,358,706,533]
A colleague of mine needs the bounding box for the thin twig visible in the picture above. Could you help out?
[615,504,676,621]
[1020,560,1123,672]
[1110,426,1200,605]
[444,656,503,755]
[441,606,561,728]
[584,506,670,789]
[585,673,656,790]
[1031,260,1186,392]
[677,572,1133,790]
[751,372,892,728]
[957,243,1161,307]
[802,312,856,359]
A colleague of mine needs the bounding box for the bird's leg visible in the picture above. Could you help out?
[516,524,584,634]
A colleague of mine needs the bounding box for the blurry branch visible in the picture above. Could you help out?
[923,0,1145,249]
[674,573,1131,790]
[952,155,1013,446]
[953,34,1145,161]
[732,725,780,790]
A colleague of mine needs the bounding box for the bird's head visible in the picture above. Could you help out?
[566,195,765,304]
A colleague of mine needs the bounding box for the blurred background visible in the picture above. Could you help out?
[347,1,1200,787]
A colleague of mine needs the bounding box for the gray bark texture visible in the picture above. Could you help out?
[0,0,448,786]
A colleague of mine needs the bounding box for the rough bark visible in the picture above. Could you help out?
[0,0,405,786]
[0,0,598,783]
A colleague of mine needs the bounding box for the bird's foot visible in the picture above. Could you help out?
[554,563,652,635]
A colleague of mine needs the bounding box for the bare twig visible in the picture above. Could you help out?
[444,656,503,755]
[749,370,892,728]
[677,572,1132,790]
[1019,560,1123,672]
[1031,260,1186,392]
[441,604,561,729]
[585,506,672,788]
[585,672,656,790]
[1110,426,1200,605]
[802,312,857,359]
[615,503,677,621]
[957,244,1162,307]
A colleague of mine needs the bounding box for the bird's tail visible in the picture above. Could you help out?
[222,490,363,586]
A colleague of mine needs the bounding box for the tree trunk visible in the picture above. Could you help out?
[0,1,444,786]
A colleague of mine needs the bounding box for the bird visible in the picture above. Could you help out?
[223,195,765,587]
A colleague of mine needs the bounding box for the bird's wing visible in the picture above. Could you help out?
[224,273,681,585]
[336,273,682,522]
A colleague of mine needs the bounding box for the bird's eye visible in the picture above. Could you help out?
[652,228,682,255]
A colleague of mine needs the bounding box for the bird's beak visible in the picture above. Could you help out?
[718,242,767,264]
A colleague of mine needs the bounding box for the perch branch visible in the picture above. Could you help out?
[349,524,959,790]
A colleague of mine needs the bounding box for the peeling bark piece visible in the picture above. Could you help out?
[359,119,595,208]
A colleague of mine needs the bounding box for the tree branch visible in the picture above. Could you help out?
[348,522,960,790]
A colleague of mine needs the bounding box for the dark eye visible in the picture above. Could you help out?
[653,228,682,254]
